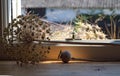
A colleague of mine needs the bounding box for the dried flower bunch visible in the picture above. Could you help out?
[49,14,107,40]
[74,21,107,40]
[50,25,73,40]
[4,14,51,65]
[7,14,50,42]
[50,21,107,40]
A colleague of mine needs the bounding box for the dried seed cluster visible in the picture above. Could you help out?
[74,21,107,40]
[4,14,51,65]
[9,14,50,42]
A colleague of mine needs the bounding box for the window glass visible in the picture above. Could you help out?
[9,0,120,40]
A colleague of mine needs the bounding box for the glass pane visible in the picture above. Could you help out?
[9,0,120,40]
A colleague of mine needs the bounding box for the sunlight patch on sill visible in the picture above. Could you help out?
[39,60,87,64]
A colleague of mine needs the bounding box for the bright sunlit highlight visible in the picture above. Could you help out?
[40,60,87,64]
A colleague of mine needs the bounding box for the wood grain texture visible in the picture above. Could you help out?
[21,0,120,8]
[1,61,120,76]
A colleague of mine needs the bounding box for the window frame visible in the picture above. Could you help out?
[0,0,9,37]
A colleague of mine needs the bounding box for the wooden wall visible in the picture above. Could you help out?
[21,0,120,8]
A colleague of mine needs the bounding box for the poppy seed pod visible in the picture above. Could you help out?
[60,51,71,63]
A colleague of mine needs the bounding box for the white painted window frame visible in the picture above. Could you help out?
[1,0,9,28]
[1,0,9,36]
[1,0,21,24]
[9,0,21,22]
[1,0,21,36]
